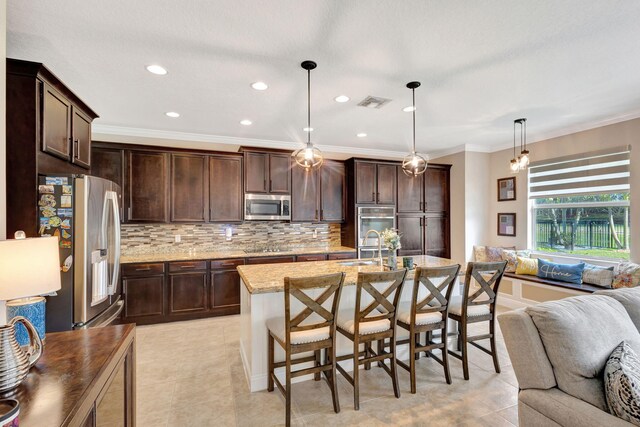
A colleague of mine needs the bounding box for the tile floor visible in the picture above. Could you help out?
[135,308,519,426]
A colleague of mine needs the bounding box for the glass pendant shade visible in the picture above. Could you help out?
[519,149,530,168]
[510,117,529,173]
[510,158,520,173]
[293,60,323,170]
[401,81,428,177]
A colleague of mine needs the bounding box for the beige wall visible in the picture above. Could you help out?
[435,117,640,263]
[0,0,6,239]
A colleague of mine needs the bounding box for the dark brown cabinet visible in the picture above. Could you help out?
[320,160,345,222]
[170,154,208,222]
[327,252,357,261]
[169,272,208,314]
[210,258,244,310]
[244,150,291,194]
[397,169,424,213]
[246,256,296,265]
[42,83,72,161]
[425,216,449,258]
[292,159,346,223]
[425,167,450,212]
[397,215,425,256]
[355,161,397,205]
[123,275,165,319]
[210,155,243,222]
[296,254,327,262]
[72,108,92,168]
[128,151,169,222]
[292,167,319,222]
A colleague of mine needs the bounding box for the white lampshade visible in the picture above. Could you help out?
[0,236,61,301]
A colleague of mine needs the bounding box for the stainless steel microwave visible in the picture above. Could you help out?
[244,194,291,220]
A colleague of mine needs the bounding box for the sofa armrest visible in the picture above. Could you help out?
[498,310,556,390]
[520,388,632,427]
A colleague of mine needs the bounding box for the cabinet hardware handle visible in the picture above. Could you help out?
[221,263,237,267]
[372,191,375,201]
[179,265,197,269]
[128,207,132,219]
[73,139,79,158]
[320,209,324,219]
[269,179,273,191]
[315,209,318,220]
[135,268,151,272]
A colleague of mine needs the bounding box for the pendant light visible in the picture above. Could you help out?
[510,118,529,173]
[401,81,428,177]
[293,60,323,170]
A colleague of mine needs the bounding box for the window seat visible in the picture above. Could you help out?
[503,272,602,293]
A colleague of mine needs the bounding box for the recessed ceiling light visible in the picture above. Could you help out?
[403,106,416,112]
[165,112,180,118]
[334,95,350,103]
[146,65,168,75]
[357,133,367,138]
[251,81,268,91]
[303,127,314,132]
[240,119,252,126]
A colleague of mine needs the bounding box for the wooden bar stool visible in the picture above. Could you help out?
[395,264,461,393]
[266,272,346,427]
[447,261,507,380]
[335,269,407,410]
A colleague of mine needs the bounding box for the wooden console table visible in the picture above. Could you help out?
[1,324,136,426]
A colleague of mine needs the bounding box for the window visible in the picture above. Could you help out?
[529,147,631,261]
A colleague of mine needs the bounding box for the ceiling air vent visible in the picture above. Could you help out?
[357,96,392,109]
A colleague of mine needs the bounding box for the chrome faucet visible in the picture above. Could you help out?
[363,229,383,266]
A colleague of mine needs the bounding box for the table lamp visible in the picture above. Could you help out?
[0,234,61,344]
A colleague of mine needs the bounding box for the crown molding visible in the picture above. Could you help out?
[91,124,407,160]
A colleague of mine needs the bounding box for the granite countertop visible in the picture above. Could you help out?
[238,255,467,294]
[120,245,357,264]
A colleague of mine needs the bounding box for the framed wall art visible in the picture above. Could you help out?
[497,213,516,236]
[497,177,516,201]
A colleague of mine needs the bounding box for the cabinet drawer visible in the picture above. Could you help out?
[168,260,207,272]
[121,263,165,276]
[246,256,295,265]
[296,254,327,262]
[210,259,245,270]
[327,252,357,260]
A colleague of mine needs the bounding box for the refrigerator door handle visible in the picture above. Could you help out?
[105,191,121,296]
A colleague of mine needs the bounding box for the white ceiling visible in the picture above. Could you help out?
[7,1,640,158]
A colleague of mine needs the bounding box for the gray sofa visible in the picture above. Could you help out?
[499,287,640,426]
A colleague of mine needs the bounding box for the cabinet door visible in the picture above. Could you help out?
[355,162,377,204]
[170,154,207,222]
[397,168,423,213]
[91,148,124,189]
[71,107,92,168]
[210,156,243,222]
[269,153,291,194]
[376,164,397,205]
[425,216,449,258]
[246,256,296,265]
[128,151,169,222]
[320,160,345,222]
[327,252,357,260]
[397,215,425,256]
[210,269,241,308]
[244,152,268,193]
[291,167,319,222]
[169,273,208,314]
[123,276,164,318]
[425,167,450,213]
[42,83,72,160]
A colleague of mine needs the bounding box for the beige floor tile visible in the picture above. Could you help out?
[166,400,237,427]
[497,405,519,425]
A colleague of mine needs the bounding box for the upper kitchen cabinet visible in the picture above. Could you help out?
[291,166,319,222]
[320,160,345,222]
[397,164,451,214]
[128,151,169,222]
[209,155,243,222]
[354,161,397,205]
[397,168,423,213]
[170,153,208,222]
[6,59,98,237]
[243,149,291,194]
[291,159,345,223]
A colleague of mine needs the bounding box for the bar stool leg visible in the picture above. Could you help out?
[490,318,501,373]
[314,349,321,380]
[461,320,469,381]
[285,355,292,427]
[442,324,452,385]
[353,340,360,410]
[364,343,371,370]
[409,331,417,394]
[390,334,401,399]
[329,345,340,413]
[267,334,275,392]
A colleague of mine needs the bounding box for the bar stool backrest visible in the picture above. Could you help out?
[354,269,408,335]
[411,265,461,321]
[462,261,507,311]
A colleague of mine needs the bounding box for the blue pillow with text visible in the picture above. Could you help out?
[537,259,585,284]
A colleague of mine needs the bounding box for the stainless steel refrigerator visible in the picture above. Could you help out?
[38,175,123,331]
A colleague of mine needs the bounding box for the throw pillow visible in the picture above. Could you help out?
[613,263,640,289]
[604,341,640,425]
[473,246,488,262]
[485,246,504,262]
[582,263,615,288]
[537,259,585,284]
[515,257,538,275]
[502,249,531,272]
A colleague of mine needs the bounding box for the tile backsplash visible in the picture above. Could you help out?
[120,222,342,254]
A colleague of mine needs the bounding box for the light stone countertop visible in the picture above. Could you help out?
[120,245,356,264]
[238,255,467,294]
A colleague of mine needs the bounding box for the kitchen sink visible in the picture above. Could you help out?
[338,260,379,266]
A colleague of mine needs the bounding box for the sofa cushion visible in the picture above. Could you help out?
[613,263,640,289]
[516,257,538,275]
[583,263,615,288]
[537,259,585,284]
[526,295,640,411]
[595,287,640,332]
[605,342,640,426]
[501,249,531,272]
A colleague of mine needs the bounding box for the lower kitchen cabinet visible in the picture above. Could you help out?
[169,272,208,314]
[396,215,424,256]
[123,276,165,319]
[397,214,450,258]
[326,252,357,261]
[246,256,296,265]
[210,258,244,312]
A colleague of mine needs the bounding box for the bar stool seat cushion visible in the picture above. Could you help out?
[448,296,490,317]
[266,317,330,345]
[336,309,390,335]
[396,302,443,325]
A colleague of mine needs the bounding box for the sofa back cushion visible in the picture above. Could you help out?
[595,287,640,332]
[537,258,585,284]
[526,295,640,411]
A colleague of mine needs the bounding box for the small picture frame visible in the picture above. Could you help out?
[497,177,516,201]
[498,213,516,236]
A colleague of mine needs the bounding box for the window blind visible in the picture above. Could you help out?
[528,146,631,199]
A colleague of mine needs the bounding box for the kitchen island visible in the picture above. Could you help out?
[238,255,464,391]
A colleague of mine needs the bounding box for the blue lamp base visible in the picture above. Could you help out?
[6,297,46,346]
